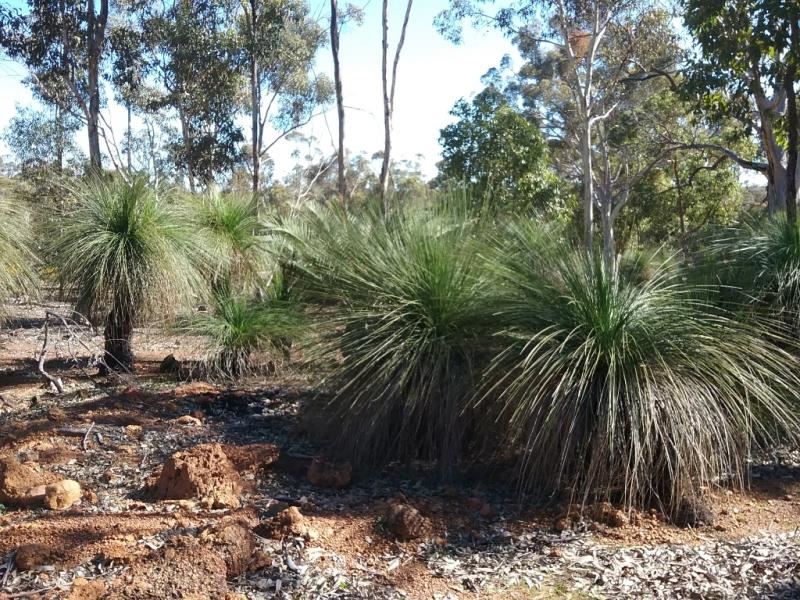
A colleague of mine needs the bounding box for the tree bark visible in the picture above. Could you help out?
[249,0,261,194]
[126,103,132,171]
[581,122,594,250]
[330,0,346,204]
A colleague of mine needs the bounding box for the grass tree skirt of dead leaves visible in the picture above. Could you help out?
[0,301,799,599]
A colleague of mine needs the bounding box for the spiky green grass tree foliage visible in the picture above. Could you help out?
[708,217,800,328]
[285,204,493,474]
[186,191,303,377]
[53,176,206,371]
[191,190,267,290]
[483,221,800,511]
[182,278,303,379]
[0,195,36,316]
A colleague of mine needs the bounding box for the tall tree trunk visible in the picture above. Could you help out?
[785,15,799,225]
[330,0,346,203]
[251,57,260,194]
[380,0,391,213]
[126,103,132,171]
[55,106,64,173]
[581,123,594,250]
[379,0,414,215]
[85,0,108,171]
[178,105,196,193]
[249,0,261,194]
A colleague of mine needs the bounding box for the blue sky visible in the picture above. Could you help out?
[0,0,518,179]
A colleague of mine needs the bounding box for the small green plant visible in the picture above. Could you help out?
[183,279,303,379]
[708,216,800,327]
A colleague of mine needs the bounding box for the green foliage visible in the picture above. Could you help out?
[3,105,84,176]
[183,283,302,378]
[438,86,563,215]
[619,153,744,252]
[129,0,244,184]
[191,190,267,289]
[708,217,800,328]
[285,201,493,474]
[482,223,800,510]
[0,186,37,315]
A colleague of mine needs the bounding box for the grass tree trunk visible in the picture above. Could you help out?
[103,305,134,372]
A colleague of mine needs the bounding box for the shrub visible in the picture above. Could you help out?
[182,280,303,378]
[52,176,207,370]
[482,221,800,511]
[286,203,494,475]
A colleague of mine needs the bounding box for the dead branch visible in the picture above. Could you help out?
[36,321,65,394]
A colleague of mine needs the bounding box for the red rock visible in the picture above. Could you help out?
[15,543,64,570]
[198,519,256,577]
[221,443,280,474]
[66,577,106,600]
[307,458,352,488]
[153,443,241,509]
[44,480,82,510]
[0,456,59,506]
[254,506,308,539]
[383,502,428,540]
[589,502,628,528]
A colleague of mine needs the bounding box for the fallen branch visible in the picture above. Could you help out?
[1,551,15,587]
[82,421,95,451]
[56,427,93,437]
[36,321,65,394]
[3,588,57,598]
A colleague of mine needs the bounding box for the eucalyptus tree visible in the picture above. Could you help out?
[238,0,332,195]
[683,0,800,221]
[3,106,83,175]
[0,0,109,169]
[437,86,563,215]
[439,1,686,266]
[121,0,244,190]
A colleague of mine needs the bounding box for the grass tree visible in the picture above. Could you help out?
[708,217,800,329]
[0,194,36,317]
[285,202,493,474]
[191,190,268,291]
[53,176,206,371]
[482,221,800,512]
[185,190,301,377]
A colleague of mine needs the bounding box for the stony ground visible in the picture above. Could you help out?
[0,301,799,599]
